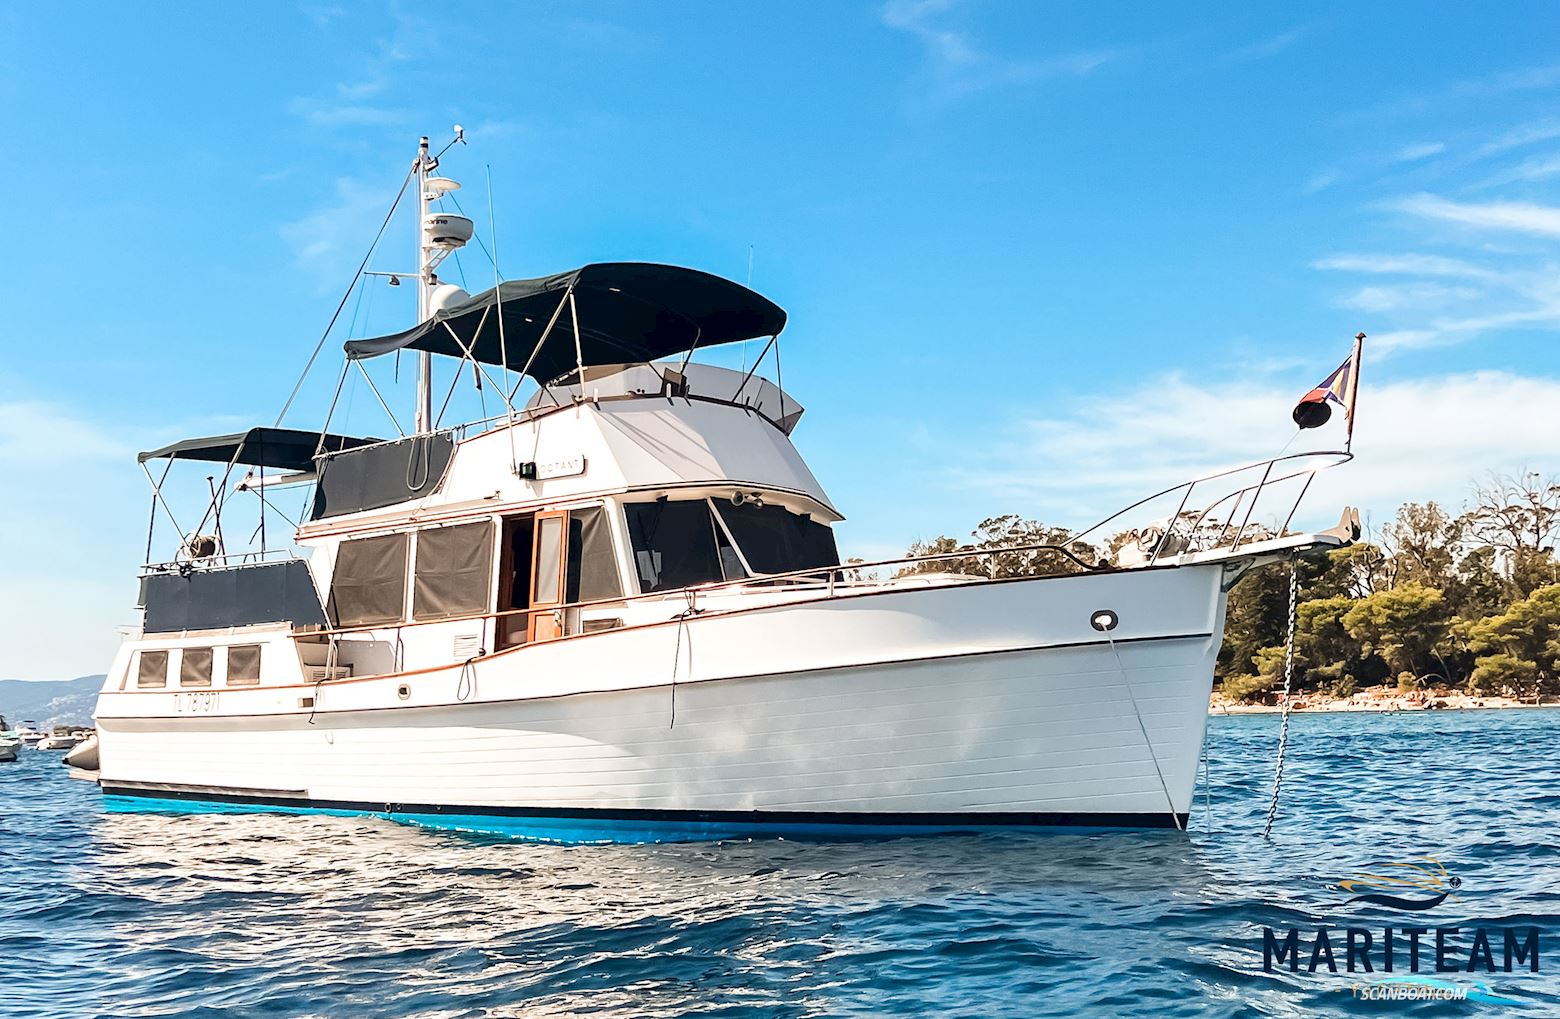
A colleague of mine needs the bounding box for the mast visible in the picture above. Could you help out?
[414,135,434,433]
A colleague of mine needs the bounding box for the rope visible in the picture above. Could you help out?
[1107,635,1183,831]
[668,589,700,728]
[1262,559,1301,838]
[275,166,414,427]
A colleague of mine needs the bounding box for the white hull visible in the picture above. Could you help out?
[96,564,1227,839]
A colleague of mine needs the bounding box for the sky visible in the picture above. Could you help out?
[3,1,1559,680]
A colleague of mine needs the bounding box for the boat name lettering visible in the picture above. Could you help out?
[535,455,586,480]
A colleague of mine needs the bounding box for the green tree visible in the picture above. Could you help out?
[898,516,1096,579]
[1379,501,1462,589]
[1342,583,1449,681]
[1465,584,1560,699]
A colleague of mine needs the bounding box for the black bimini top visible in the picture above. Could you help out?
[343,262,788,383]
[137,427,380,473]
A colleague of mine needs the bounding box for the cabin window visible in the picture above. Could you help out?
[566,506,624,602]
[624,500,744,593]
[412,521,494,621]
[226,644,262,686]
[533,514,564,604]
[179,647,214,688]
[327,532,409,627]
[136,650,169,689]
[714,502,840,576]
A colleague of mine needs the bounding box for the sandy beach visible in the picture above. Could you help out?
[1210,686,1559,715]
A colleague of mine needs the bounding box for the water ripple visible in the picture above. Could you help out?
[4,710,1560,1016]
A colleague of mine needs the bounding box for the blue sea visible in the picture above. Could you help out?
[5,709,1559,1017]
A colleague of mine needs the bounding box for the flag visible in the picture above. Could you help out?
[1292,334,1364,446]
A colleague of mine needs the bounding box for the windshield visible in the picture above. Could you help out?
[623,498,839,593]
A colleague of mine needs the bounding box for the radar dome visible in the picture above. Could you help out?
[429,284,470,313]
[423,213,474,249]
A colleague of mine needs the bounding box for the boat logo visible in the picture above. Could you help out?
[1336,856,1462,912]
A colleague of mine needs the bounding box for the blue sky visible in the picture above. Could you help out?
[4,2,1560,679]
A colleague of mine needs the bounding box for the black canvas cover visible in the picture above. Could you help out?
[413,521,494,620]
[567,506,624,603]
[343,263,787,383]
[310,433,455,520]
[716,502,840,575]
[138,427,379,472]
[327,532,408,627]
[140,560,328,633]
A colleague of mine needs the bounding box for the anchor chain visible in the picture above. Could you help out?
[1262,559,1301,838]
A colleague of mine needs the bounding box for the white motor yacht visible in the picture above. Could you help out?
[89,132,1359,842]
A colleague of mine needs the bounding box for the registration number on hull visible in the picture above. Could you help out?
[174,691,220,714]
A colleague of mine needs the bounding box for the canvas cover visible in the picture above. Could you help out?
[343,263,787,383]
[140,560,328,633]
[310,433,456,520]
[138,427,378,472]
[413,521,494,620]
[567,505,624,603]
[326,533,408,627]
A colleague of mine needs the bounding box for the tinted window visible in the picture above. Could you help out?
[227,644,262,686]
[624,501,743,593]
[716,502,840,576]
[137,650,168,689]
[180,647,214,688]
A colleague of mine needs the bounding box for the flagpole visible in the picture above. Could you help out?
[1345,332,1364,453]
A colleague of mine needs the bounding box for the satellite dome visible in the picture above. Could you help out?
[429,283,470,314]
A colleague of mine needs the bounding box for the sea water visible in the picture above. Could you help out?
[4,709,1559,1017]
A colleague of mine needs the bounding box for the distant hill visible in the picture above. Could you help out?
[0,676,103,728]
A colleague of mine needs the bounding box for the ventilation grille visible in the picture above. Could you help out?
[303,666,351,682]
[453,634,484,661]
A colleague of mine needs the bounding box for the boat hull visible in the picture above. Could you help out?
[95,564,1228,842]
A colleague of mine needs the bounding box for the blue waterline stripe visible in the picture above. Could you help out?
[101,787,1186,844]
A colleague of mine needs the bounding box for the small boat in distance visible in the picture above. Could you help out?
[0,717,17,763]
[37,728,85,752]
[89,131,1360,842]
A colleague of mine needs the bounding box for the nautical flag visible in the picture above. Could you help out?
[1292,334,1364,447]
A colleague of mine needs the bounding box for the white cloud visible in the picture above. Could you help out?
[1472,120,1560,160]
[1312,253,1495,279]
[1395,193,1560,239]
[1334,282,1479,313]
[1221,26,1309,63]
[280,175,404,276]
[1478,152,1560,188]
[938,370,1560,539]
[1394,142,1445,162]
[880,0,1120,108]
[1304,170,1341,193]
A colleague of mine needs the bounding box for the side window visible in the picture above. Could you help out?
[136,650,169,689]
[327,532,409,626]
[180,647,214,688]
[623,501,741,593]
[226,645,263,686]
[412,521,494,620]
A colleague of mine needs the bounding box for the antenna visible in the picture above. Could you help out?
[414,136,434,433]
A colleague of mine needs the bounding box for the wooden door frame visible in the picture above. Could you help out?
[527,509,569,642]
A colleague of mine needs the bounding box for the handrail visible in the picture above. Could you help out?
[1065,449,1353,563]
[142,549,304,574]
